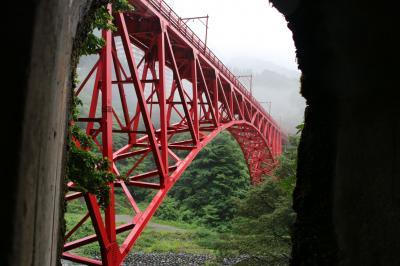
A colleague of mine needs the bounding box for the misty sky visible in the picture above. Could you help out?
[78,1,305,134]
[164,0,305,134]
[164,0,298,71]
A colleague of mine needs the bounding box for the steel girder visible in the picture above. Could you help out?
[63,1,283,265]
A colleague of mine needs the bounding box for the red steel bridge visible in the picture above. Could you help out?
[63,0,284,265]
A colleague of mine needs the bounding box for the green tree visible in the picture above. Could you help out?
[154,196,181,221]
[169,131,251,230]
[216,136,299,265]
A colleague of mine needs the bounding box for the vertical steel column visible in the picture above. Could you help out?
[240,95,245,120]
[196,59,218,126]
[86,64,102,135]
[274,130,278,157]
[229,86,234,119]
[277,131,280,156]
[217,77,232,121]
[165,32,198,143]
[191,53,199,142]
[278,131,281,156]
[112,39,131,134]
[101,4,118,265]
[272,128,276,157]
[116,12,165,176]
[85,194,111,262]
[212,70,219,125]
[276,132,279,156]
[267,123,272,149]
[158,27,168,183]
[131,62,150,143]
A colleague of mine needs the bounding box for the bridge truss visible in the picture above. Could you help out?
[63,0,283,265]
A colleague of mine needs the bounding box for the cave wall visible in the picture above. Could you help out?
[3,0,93,265]
[271,0,400,265]
[3,0,400,265]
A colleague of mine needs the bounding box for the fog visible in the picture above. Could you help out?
[164,0,305,134]
[78,0,305,135]
[228,57,304,135]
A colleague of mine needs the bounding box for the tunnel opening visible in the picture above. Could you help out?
[62,0,300,264]
[8,0,399,266]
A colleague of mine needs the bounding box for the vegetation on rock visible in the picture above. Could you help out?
[66,0,134,207]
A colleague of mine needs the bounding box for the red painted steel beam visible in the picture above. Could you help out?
[63,1,284,265]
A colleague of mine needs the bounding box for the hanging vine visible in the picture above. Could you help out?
[66,0,134,208]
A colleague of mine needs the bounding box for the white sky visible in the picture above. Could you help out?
[163,0,298,71]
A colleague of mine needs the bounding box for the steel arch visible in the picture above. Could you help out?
[63,1,283,265]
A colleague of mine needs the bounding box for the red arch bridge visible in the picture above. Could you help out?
[63,0,284,265]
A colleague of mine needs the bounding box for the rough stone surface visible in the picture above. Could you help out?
[5,0,93,265]
[4,0,400,266]
[271,0,400,265]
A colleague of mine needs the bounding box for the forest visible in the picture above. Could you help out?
[65,129,299,265]
[64,3,299,264]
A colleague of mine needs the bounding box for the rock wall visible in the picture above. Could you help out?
[3,0,400,265]
[271,0,400,265]
[2,0,93,265]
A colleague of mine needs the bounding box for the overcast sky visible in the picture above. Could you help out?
[163,0,304,134]
[80,1,304,134]
[163,0,298,71]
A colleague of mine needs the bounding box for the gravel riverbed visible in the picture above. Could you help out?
[123,252,250,265]
[62,252,249,265]
[122,252,212,265]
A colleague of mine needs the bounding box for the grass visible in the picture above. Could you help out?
[134,228,216,254]
[66,191,148,215]
[64,212,100,257]
[150,217,202,230]
[64,199,220,258]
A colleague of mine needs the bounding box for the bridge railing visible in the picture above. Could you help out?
[145,0,279,129]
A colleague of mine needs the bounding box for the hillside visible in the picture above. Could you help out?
[229,57,304,134]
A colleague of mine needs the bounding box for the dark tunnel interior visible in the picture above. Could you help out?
[2,0,399,265]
